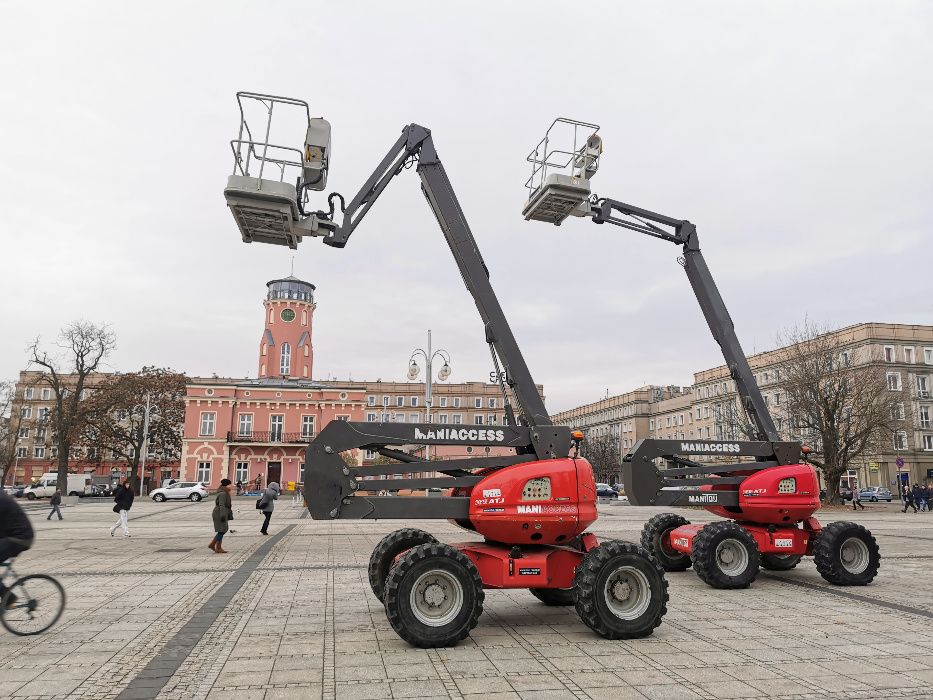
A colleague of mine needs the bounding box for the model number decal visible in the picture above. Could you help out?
[482,489,502,498]
[672,537,689,548]
[518,567,541,576]
[687,494,718,504]
[774,538,794,548]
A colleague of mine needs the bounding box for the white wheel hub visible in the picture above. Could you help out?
[715,538,749,577]
[410,570,463,627]
[839,537,870,574]
[603,566,651,620]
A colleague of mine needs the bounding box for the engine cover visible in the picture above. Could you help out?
[706,463,821,525]
[461,458,598,545]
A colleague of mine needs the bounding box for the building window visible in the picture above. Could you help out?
[18,428,28,439]
[925,348,933,365]
[474,398,482,408]
[238,414,253,437]
[884,346,896,363]
[920,406,931,429]
[36,427,46,440]
[235,462,249,483]
[301,415,315,438]
[365,450,377,460]
[16,447,27,458]
[453,414,463,425]
[918,376,929,397]
[270,415,284,441]
[34,447,44,458]
[437,414,448,424]
[488,414,498,425]
[923,435,933,451]
[453,397,461,408]
[41,388,51,400]
[383,396,390,407]
[840,351,851,366]
[335,415,349,421]
[489,398,497,409]
[474,415,484,425]
[280,343,291,375]
[367,412,377,422]
[411,396,419,407]
[24,387,34,399]
[649,419,655,430]
[197,461,211,483]
[20,407,31,418]
[37,408,50,422]
[394,413,405,423]
[886,373,901,391]
[905,347,915,364]
[199,412,216,437]
[893,431,908,451]
[892,403,905,420]
[396,396,404,407]
[367,395,376,406]
[438,397,446,407]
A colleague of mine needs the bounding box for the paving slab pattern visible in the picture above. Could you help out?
[2,498,933,699]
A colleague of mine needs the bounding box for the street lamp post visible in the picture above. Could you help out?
[408,329,451,462]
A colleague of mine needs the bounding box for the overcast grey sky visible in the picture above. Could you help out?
[1,1,930,412]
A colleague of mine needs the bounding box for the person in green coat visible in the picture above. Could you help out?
[209,479,234,554]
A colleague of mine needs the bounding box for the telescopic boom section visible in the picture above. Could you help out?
[593,199,778,442]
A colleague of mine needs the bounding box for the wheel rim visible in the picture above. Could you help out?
[409,570,463,627]
[659,529,683,559]
[603,566,651,620]
[1,577,65,636]
[715,538,749,577]
[839,537,870,574]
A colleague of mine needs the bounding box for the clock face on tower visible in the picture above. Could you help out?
[280,308,296,322]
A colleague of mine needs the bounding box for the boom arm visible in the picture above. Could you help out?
[593,198,778,442]
[300,125,570,520]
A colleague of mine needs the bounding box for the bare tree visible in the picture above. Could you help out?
[0,380,27,490]
[581,431,622,485]
[28,321,116,490]
[713,398,758,441]
[776,321,907,504]
[77,367,185,494]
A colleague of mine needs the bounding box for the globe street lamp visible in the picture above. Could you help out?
[407,329,451,461]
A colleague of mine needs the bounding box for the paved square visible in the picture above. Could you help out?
[2,497,932,699]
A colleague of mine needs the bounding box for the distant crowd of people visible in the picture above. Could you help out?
[901,484,931,513]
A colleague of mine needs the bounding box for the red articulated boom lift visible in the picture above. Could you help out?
[224,95,668,648]
[522,118,881,592]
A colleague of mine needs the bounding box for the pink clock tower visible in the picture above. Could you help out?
[258,276,316,379]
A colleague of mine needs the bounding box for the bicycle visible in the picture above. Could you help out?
[0,560,66,636]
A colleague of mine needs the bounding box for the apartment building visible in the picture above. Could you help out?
[553,323,933,489]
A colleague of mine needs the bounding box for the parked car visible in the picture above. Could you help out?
[5,484,26,498]
[838,487,853,502]
[595,483,619,499]
[858,487,893,502]
[149,481,209,502]
[91,484,113,497]
[611,483,625,494]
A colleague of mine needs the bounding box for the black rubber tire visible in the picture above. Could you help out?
[68,491,79,497]
[640,513,692,572]
[691,521,760,589]
[573,540,668,639]
[383,542,484,648]
[153,494,166,502]
[760,554,802,571]
[813,521,880,586]
[26,493,36,500]
[189,493,201,502]
[368,528,438,603]
[529,587,574,606]
[0,574,66,636]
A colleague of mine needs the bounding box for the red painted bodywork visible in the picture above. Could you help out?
[705,463,820,525]
[455,457,598,546]
[668,522,813,556]
[455,541,585,589]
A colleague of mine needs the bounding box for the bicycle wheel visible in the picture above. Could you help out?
[1,574,66,636]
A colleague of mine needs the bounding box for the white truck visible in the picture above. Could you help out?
[23,472,93,499]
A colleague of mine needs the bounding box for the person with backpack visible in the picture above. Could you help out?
[110,479,135,537]
[0,490,34,606]
[209,479,234,554]
[257,482,280,535]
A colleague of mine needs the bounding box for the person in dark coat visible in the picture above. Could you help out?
[209,479,234,554]
[47,490,64,520]
[110,479,135,537]
[258,482,280,535]
[903,485,917,513]
[0,491,34,604]
[235,480,243,496]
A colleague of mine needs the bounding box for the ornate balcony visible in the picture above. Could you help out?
[226,431,315,444]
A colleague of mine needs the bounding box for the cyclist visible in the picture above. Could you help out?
[0,490,35,605]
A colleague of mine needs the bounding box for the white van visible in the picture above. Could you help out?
[23,472,93,499]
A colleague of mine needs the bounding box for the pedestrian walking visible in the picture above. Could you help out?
[47,490,63,520]
[902,486,917,514]
[919,485,930,513]
[109,479,135,537]
[852,486,865,511]
[253,474,262,493]
[258,482,280,535]
[235,479,243,496]
[209,479,234,554]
